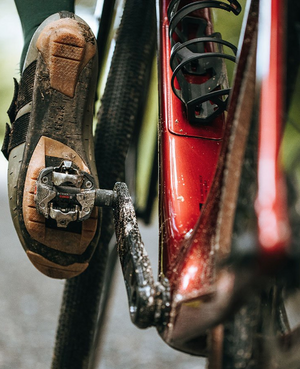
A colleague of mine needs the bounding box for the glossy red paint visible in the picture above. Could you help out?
[158,0,224,290]
[157,0,232,355]
[157,0,259,355]
[256,0,290,253]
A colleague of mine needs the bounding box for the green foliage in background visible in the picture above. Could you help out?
[281,69,300,187]
[211,0,246,83]
[0,1,23,141]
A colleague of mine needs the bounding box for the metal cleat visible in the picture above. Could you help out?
[34,160,97,227]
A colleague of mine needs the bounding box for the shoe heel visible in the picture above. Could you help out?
[36,18,96,97]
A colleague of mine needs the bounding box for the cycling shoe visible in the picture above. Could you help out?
[2,11,100,279]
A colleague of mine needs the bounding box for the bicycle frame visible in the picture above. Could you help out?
[156,0,290,355]
[158,0,226,354]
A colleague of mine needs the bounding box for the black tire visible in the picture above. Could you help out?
[94,0,156,190]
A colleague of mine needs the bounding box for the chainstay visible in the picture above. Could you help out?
[50,0,157,368]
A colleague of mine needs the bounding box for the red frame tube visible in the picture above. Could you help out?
[256,0,290,254]
[159,0,224,292]
[157,0,290,356]
[158,0,228,355]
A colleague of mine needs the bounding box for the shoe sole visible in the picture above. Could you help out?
[8,13,100,279]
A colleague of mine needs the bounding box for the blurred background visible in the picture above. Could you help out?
[0,1,207,368]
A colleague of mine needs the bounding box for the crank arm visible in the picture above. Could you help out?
[111,182,170,329]
[94,183,171,328]
[96,182,170,328]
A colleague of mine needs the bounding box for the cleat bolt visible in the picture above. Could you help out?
[85,181,92,188]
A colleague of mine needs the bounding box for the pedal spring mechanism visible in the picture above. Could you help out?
[168,0,241,124]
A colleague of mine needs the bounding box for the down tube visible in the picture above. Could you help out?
[157,0,227,355]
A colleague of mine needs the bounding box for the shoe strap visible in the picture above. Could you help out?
[2,61,36,160]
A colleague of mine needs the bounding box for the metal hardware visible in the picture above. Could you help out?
[34,160,98,227]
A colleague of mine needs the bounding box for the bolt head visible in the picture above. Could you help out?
[85,181,92,188]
